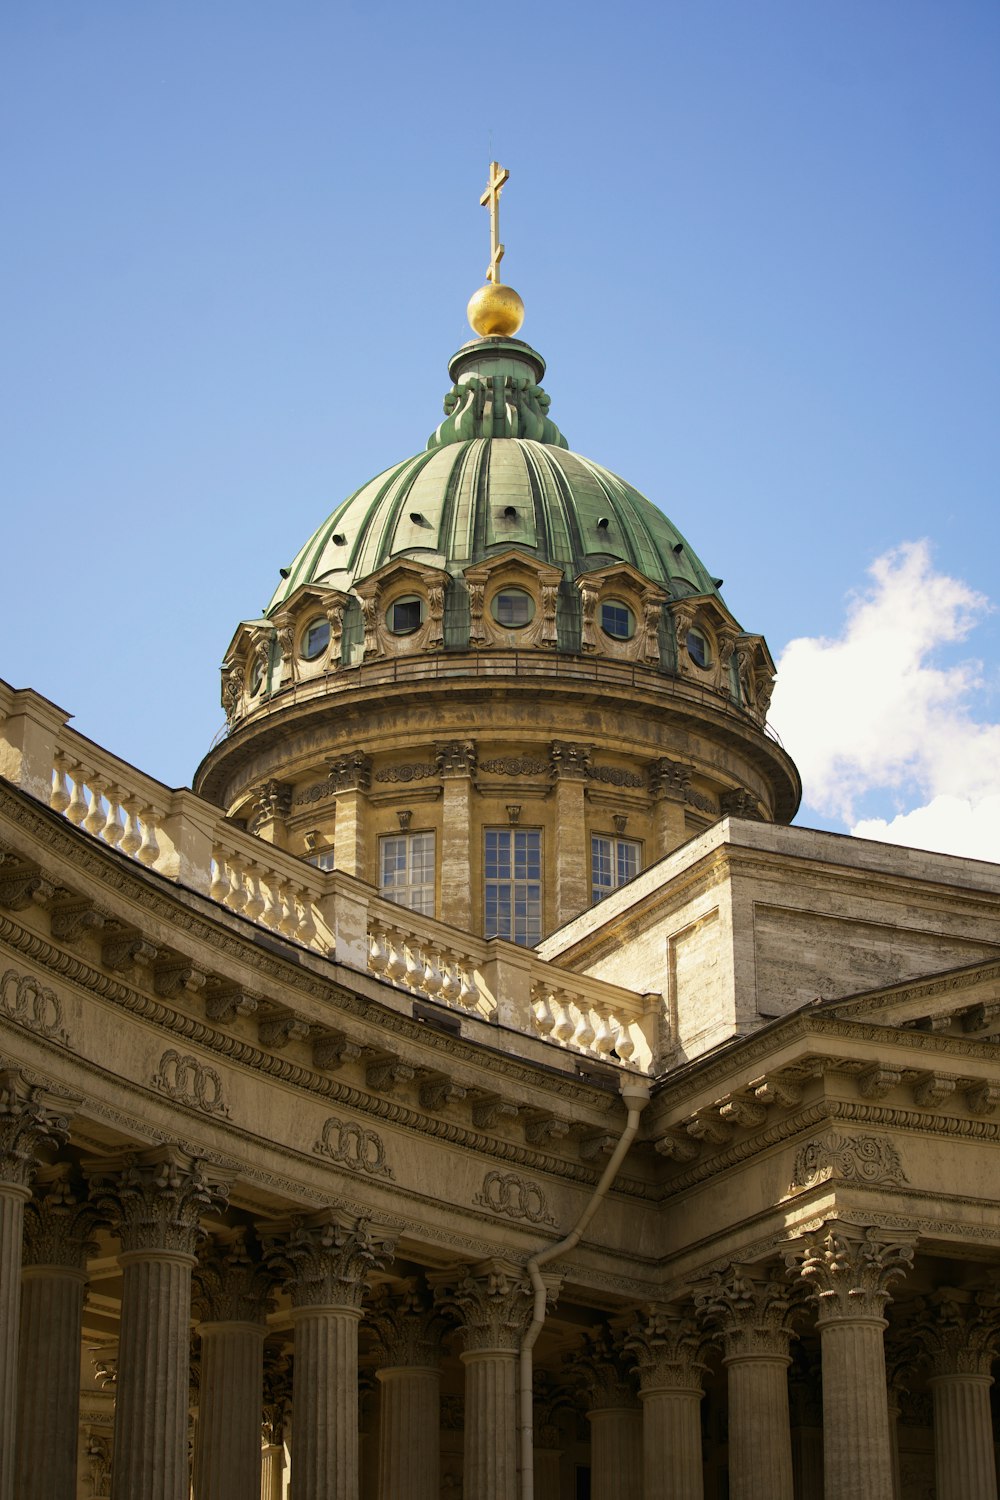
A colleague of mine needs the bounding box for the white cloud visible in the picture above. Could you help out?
[769,540,1000,859]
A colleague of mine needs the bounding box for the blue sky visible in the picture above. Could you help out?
[3,2,999,853]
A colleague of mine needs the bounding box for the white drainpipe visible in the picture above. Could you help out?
[518,1073,651,1498]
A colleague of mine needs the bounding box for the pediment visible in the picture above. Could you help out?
[353,557,450,600]
[463,548,564,589]
[575,561,668,602]
[825,955,1000,1038]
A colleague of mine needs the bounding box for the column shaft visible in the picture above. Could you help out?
[929,1373,998,1500]
[333,791,368,878]
[726,1354,793,1500]
[111,1250,196,1500]
[440,780,472,928]
[641,1387,704,1500]
[376,1365,439,1500]
[552,777,588,926]
[652,796,686,858]
[260,1444,284,1500]
[589,1406,642,1500]
[0,1186,28,1500]
[15,1264,88,1500]
[462,1350,518,1500]
[291,1305,362,1500]
[818,1316,894,1500]
[193,1321,265,1500]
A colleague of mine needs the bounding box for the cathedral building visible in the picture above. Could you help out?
[1,167,999,1500]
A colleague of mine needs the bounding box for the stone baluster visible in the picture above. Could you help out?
[192,1227,274,1500]
[574,1324,642,1500]
[789,1223,914,1500]
[264,1209,395,1500]
[624,1302,707,1500]
[85,1145,230,1500]
[367,1278,446,1500]
[260,1343,292,1500]
[695,1266,802,1500]
[910,1288,1000,1500]
[15,1165,104,1500]
[433,1258,540,1500]
[0,1069,70,1500]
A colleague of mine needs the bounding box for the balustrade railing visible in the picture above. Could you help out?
[0,681,657,1070]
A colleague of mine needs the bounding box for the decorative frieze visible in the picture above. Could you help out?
[789,1131,907,1190]
[152,1049,230,1117]
[0,966,70,1045]
[478,756,548,776]
[586,765,646,789]
[375,763,437,783]
[313,1116,395,1179]
[473,1170,555,1226]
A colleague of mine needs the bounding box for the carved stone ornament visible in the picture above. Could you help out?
[624,1302,706,1390]
[586,765,645,789]
[478,756,548,777]
[313,1115,395,1179]
[0,856,54,912]
[194,1226,274,1325]
[366,1278,447,1369]
[152,1049,230,1117]
[22,1162,105,1268]
[0,1067,71,1189]
[909,1287,1000,1378]
[85,1144,230,1258]
[789,1131,907,1191]
[263,1208,396,1310]
[432,1257,545,1354]
[436,740,477,778]
[719,788,762,820]
[787,1223,915,1322]
[695,1266,805,1359]
[549,741,591,781]
[648,757,693,799]
[0,965,70,1045]
[572,1323,638,1410]
[473,1169,556,1226]
[374,762,438,784]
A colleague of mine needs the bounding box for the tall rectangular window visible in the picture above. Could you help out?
[591,834,640,903]
[379,831,436,915]
[484,829,542,946]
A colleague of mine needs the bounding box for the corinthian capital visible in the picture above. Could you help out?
[85,1144,230,1258]
[194,1226,274,1324]
[695,1265,805,1359]
[0,1068,70,1191]
[22,1162,105,1268]
[910,1287,1000,1378]
[263,1208,396,1310]
[787,1222,914,1322]
[573,1323,637,1410]
[432,1258,544,1354]
[624,1301,707,1391]
[367,1278,447,1368]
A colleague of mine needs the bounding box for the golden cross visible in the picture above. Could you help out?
[480,161,510,283]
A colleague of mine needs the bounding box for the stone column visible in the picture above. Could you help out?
[86,1145,230,1500]
[550,742,591,924]
[649,759,692,858]
[434,1258,537,1500]
[437,741,475,929]
[15,1165,103,1500]
[260,1344,292,1500]
[265,1209,395,1500]
[790,1223,914,1500]
[329,753,372,878]
[625,1302,707,1500]
[192,1227,273,1500]
[0,1069,69,1500]
[575,1325,642,1500]
[695,1267,801,1500]
[912,1288,1000,1500]
[367,1279,445,1500]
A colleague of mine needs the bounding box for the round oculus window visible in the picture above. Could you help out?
[491,588,534,628]
[686,627,711,669]
[387,595,423,635]
[300,617,330,661]
[600,599,635,640]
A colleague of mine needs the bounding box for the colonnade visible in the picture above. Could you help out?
[2,1070,999,1500]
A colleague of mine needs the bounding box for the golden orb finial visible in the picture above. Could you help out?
[468,161,525,338]
[467,282,525,338]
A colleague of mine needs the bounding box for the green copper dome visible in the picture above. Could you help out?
[267,337,723,614]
